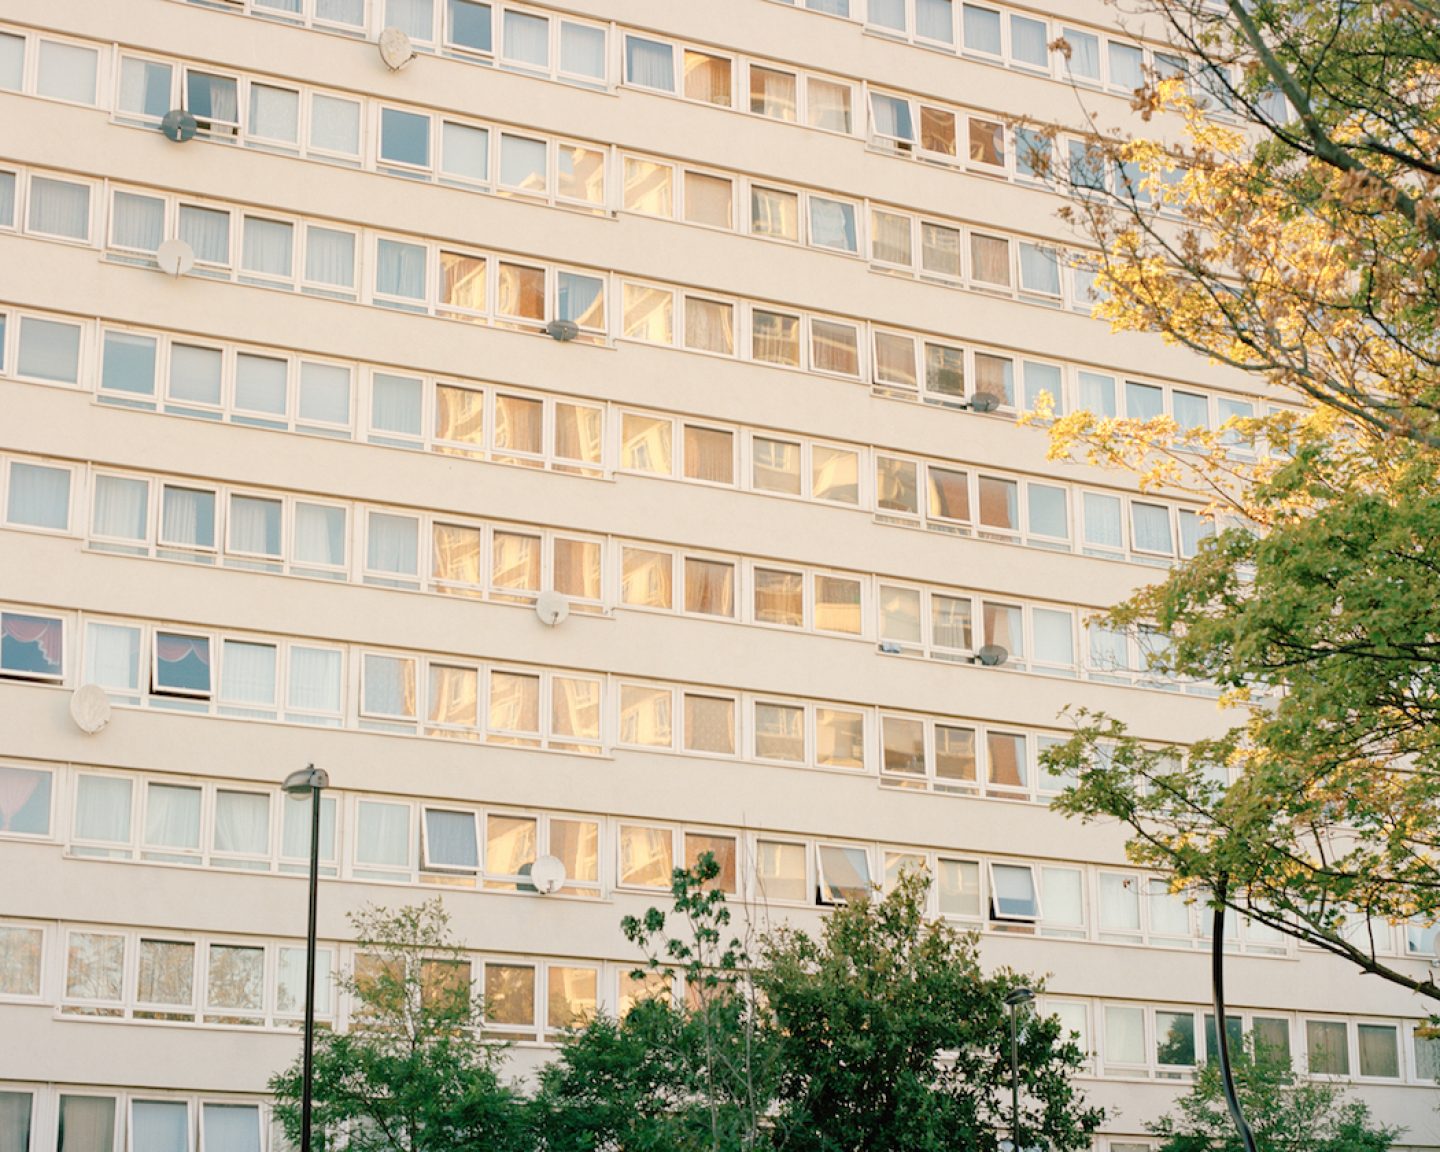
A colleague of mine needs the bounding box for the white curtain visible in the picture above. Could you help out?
[1032,609,1074,666]
[213,792,269,855]
[809,198,856,252]
[1098,873,1140,930]
[92,475,148,541]
[169,344,222,405]
[202,1107,260,1152]
[276,945,332,1013]
[235,354,288,415]
[28,177,89,240]
[309,94,360,155]
[37,41,97,103]
[248,84,298,143]
[0,1092,31,1152]
[441,122,489,181]
[916,0,953,42]
[316,0,364,26]
[131,1101,188,1152]
[1019,243,1061,295]
[626,36,674,90]
[1010,15,1048,65]
[367,513,419,576]
[425,809,478,868]
[807,79,850,132]
[7,463,69,528]
[503,11,549,65]
[299,362,351,425]
[17,317,80,383]
[559,22,605,79]
[0,33,23,90]
[187,71,238,124]
[1147,879,1192,935]
[287,646,341,714]
[293,504,345,567]
[363,654,415,716]
[370,373,422,436]
[58,1096,116,1152]
[1042,868,1084,926]
[161,486,215,548]
[1132,503,1174,553]
[1023,362,1063,412]
[145,783,201,849]
[281,795,335,861]
[868,0,905,29]
[375,239,426,300]
[1082,493,1123,548]
[179,206,230,265]
[112,192,165,252]
[118,58,171,118]
[1064,28,1101,78]
[221,640,277,705]
[387,0,434,39]
[1089,623,1130,672]
[228,497,281,556]
[0,172,13,226]
[85,623,141,691]
[557,272,604,327]
[869,94,913,141]
[1077,371,1116,415]
[242,217,293,277]
[1104,1006,1146,1064]
[357,801,409,866]
[684,299,734,354]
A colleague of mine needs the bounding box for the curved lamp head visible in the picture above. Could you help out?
[282,765,330,794]
[1003,987,1035,1007]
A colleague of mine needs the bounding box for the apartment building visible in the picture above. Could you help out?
[0,0,1436,1148]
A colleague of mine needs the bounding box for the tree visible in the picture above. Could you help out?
[1023,0,1440,998]
[757,869,1103,1152]
[1148,1036,1399,1152]
[269,900,528,1152]
[530,853,780,1152]
[535,860,1105,1152]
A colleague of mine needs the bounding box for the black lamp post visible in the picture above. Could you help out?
[1003,987,1035,1152]
[282,765,329,1152]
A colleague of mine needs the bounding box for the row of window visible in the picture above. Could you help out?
[4,906,1438,1085]
[0,305,1266,568]
[0,153,1277,434]
[2,446,1214,630]
[0,604,1182,795]
[0,1087,273,1152]
[0,766,1318,954]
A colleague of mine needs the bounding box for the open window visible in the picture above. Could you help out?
[817,844,872,904]
[988,861,1040,922]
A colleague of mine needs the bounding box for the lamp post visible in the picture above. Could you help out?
[1004,987,1035,1152]
[282,765,329,1152]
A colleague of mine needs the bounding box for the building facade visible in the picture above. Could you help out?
[1,0,1437,1148]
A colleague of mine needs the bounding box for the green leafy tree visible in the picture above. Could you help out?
[269,900,528,1152]
[1020,0,1440,998]
[1148,1038,1399,1152]
[529,853,779,1152]
[758,869,1103,1152]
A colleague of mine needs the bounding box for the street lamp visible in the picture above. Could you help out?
[282,765,329,1152]
[1004,987,1035,1152]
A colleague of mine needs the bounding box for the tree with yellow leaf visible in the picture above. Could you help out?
[1034,0,1440,998]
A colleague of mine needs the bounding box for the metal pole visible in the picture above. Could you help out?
[1010,1004,1020,1152]
[1211,877,1257,1152]
[301,770,321,1152]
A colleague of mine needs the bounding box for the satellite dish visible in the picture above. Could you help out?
[69,684,112,735]
[976,645,1008,667]
[536,591,569,627]
[378,27,416,70]
[161,109,198,142]
[156,238,195,277]
[969,391,1002,413]
[529,854,566,895]
[545,319,580,342]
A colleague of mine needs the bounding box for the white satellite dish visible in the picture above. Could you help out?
[156,237,195,277]
[529,854,566,895]
[378,27,416,71]
[535,591,569,627]
[69,684,112,735]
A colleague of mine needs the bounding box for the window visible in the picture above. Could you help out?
[1358,1024,1399,1078]
[962,5,1001,54]
[59,1097,116,1152]
[684,173,733,229]
[685,831,738,891]
[626,36,675,91]
[1104,1005,1146,1067]
[38,40,97,104]
[159,485,217,554]
[751,187,799,242]
[6,463,69,531]
[937,857,981,917]
[752,309,800,365]
[17,317,81,383]
[683,424,734,483]
[754,568,803,627]
[618,823,673,888]
[750,66,797,120]
[756,839,807,902]
[0,765,51,837]
[684,50,732,105]
[817,844,871,904]
[624,159,673,217]
[447,0,493,54]
[0,34,23,93]
[989,862,1039,920]
[684,558,734,617]
[807,78,852,132]
[620,683,672,747]
[870,93,914,145]
[1306,1020,1350,1075]
[28,176,90,241]
[816,708,864,767]
[152,633,211,697]
[502,10,548,68]
[755,702,805,762]
[0,924,42,995]
[684,693,735,754]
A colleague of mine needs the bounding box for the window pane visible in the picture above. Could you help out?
[683,425,734,483]
[685,833,737,891]
[812,445,859,503]
[619,824,673,887]
[38,40,97,103]
[249,84,299,143]
[499,135,546,192]
[137,939,195,1007]
[362,653,416,717]
[356,800,409,867]
[626,36,674,89]
[816,708,864,768]
[991,863,1038,917]
[757,840,807,901]
[986,732,1027,789]
[881,585,922,643]
[235,354,287,416]
[66,932,125,1001]
[132,1102,189,1152]
[560,22,606,80]
[502,11,548,66]
[485,963,535,1028]
[557,271,605,329]
[558,146,605,204]
[684,694,734,754]
[425,809,479,869]
[818,845,871,903]
[684,50,732,105]
[0,767,51,836]
[927,467,970,522]
[492,531,541,591]
[1105,1006,1146,1065]
[0,926,42,993]
[751,188,799,242]
[448,0,493,52]
[754,568,803,626]
[0,34,23,92]
[7,464,69,530]
[685,558,735,616]
[971,234,1010,285]
[814,575,861,634]
[749,66,797,120]
[179,206,230,265]
[624,160,673,217]
[1011,14,1048,66]
[374,239,426,300]
[621,547,673,608]
[427,663,478,728]
[489,671,539,734]
[921,107,957,155]
[752,437,802,495]
[28,178,90,240]
[684,173,734,229]
[201,1105,260,1152]
[755,701,804,761]
[807,78,851,132]
[621,413,672,472]
[620,684,672,746]
[310,94,360,155]
[938,858,980,916]
[1307,1020,1350,1075]
[17,318,80,383]
[1358,1024,1399,1078]
[497,263,545,319]
[441,122,489,182]
[752,309,800,365]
